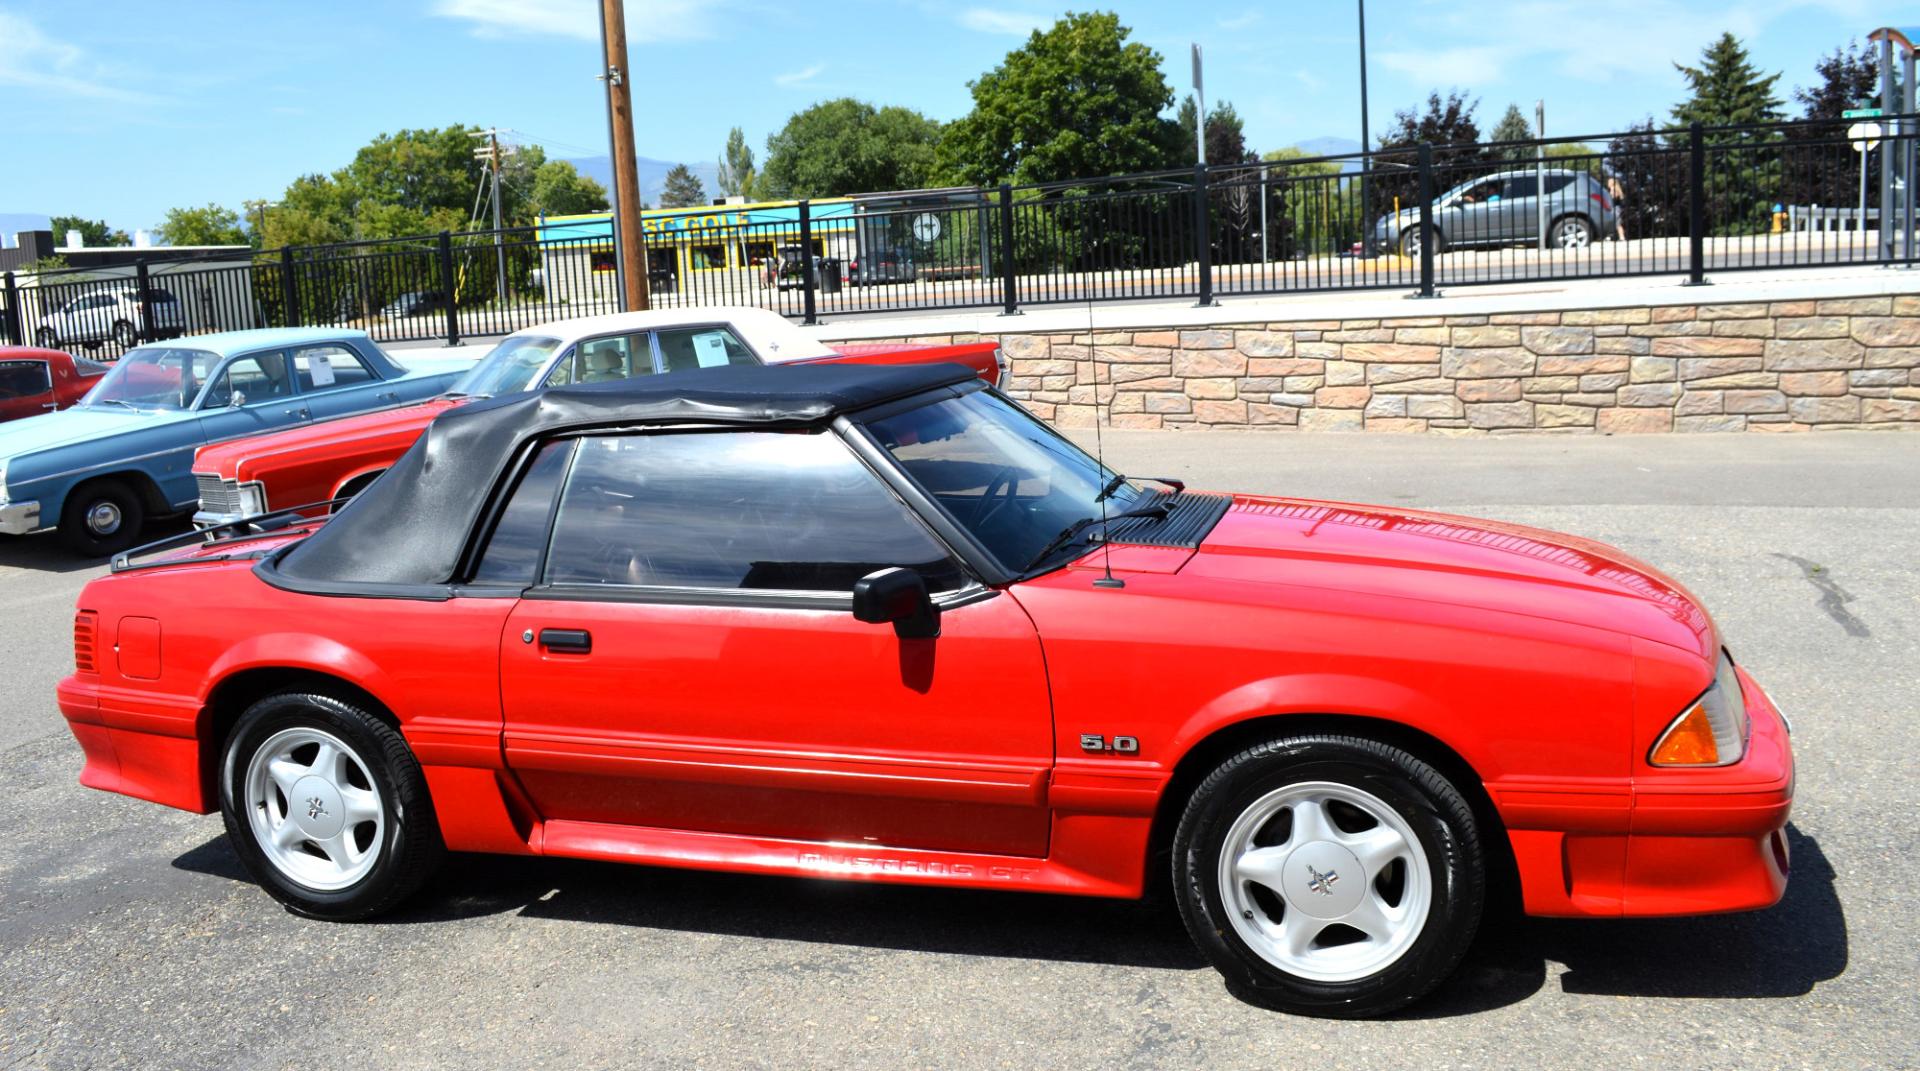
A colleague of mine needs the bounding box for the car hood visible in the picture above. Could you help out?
[0,405,191,460]
[196,398,461,477]
[1177,495,1716,659]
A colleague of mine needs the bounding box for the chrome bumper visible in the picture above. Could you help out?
[0,499,42,535]
[192,509,245,530]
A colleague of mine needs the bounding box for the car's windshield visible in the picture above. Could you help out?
[455,335,563,396]
[864,389,1149,574]
[79,346,222,410]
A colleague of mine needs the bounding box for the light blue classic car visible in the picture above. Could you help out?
[0,328,474,555]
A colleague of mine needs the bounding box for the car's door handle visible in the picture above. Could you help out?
[539,628,592,654]
[284,406,310,418]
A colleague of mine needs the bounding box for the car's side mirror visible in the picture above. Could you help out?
[853,567,940,639]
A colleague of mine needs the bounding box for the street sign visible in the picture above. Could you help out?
[1849,121,1883,152]
[1842,107,1883,119]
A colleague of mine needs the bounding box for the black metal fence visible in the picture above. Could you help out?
[2,114,1912,360]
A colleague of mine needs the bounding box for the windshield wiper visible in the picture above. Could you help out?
[1021,501,1173,574]
[89,398,141,411]
[1095,473,1186,502]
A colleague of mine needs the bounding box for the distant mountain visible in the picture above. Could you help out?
[563,156,725,209]
[1292,136,1364,159]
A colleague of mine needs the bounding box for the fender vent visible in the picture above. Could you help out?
[73,611,98,673]
[1103,492,1230,549]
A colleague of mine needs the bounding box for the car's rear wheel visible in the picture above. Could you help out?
[1550,215,1595,249]
[219,691,442,920]
[111,320,137,348]
[1398,226,1441,259]
[34,326,58,348]
[1172,734,1484,1018]
[59,478,145,557]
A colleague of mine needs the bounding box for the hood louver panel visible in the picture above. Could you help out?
[1103,492,1230,549]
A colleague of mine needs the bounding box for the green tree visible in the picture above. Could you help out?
[1374,90,1487,210]
[155,203,249,246]
[1261,147,1348,257]
[1670,34,1784,234]
[525,159,609,217]
[717,127,757,199]
[1489,104,1533,157]
[659,163,708,208]
[1671,33,1783,128]
[759,99,941,198]
[1176,98,1257,166]
[49,216,128,247]
[1787,41,1881,208]
[936,11,1183,186]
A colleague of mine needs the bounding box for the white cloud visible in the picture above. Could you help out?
[958,8,1045,36]
[1294,70,1326,94]
[1217,10,1261,31]
[1376,45,1508,86]
[0,11,148,102]
[432,0,714,43]
[1374,0,1877,90]
[774,63,825,86]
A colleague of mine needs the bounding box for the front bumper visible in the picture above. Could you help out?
[191,509,245,529]
[0,499,42,535]
[1508,665,1793,918]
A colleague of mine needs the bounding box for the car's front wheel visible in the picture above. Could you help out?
[1172,734,1484,1017]
[111,320,137,348]
[1397,226,1441,259]
[219,691,443,920]
[58,478,145,557]
[34,326,58,348]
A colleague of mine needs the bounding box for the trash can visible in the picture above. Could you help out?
[818,258,843,294]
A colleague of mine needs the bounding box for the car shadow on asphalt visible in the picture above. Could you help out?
[0,519,194,574]
[170,825,1844,1015]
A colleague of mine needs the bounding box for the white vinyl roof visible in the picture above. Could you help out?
[516,306,839,364]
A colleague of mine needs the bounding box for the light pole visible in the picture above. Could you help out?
[1357,1,1372,255]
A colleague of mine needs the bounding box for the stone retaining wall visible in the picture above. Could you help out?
[860,295,1920,432]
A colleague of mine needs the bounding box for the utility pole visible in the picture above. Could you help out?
[472,128,514,302]
[600,0,649,310]
[1535,100,1548,251]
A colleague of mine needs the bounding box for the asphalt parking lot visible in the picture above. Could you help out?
[2,430,1916,1070]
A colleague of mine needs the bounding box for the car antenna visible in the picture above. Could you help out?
[1088,298,1124,590]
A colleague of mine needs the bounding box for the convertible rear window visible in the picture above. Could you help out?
[543,430,965,593]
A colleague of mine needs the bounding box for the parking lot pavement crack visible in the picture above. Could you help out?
[1773,554,1870,638]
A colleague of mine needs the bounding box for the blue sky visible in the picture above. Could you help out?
[0,0,1887,238]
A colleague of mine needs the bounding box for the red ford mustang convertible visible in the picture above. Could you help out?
[59,362,1792,1016]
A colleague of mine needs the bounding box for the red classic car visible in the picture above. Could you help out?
[60,362,1792,1017]
[0,346,109,422]
[190,307,1003,525]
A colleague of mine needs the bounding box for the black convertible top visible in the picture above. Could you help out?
[270,360,977,591]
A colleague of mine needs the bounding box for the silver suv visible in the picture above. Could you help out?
[1372,168,1619,256]
[33,286,186,350]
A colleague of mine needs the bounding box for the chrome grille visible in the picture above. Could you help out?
[195,473,240,514]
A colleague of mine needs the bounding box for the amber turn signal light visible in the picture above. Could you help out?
[1650,702,1719,765]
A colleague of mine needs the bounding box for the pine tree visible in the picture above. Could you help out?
[659,164,707,209]
[1490,104,1533,158]
[1671,33,1784,129]
[1670,34,1783,235]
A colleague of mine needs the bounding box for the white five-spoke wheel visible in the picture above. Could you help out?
[1172,734,1484,1018]
[219,691,442,920]
[244,727,386,891]
[1552,217,1594,249]
[1218,781,1432,983]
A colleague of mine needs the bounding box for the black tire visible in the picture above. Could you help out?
[1171,734,1484,1018]
[1397,226,1441,259]
[34,326,58,348]
[58,478,145,557]
[1549,215,1595,249]
[218,691,443,920]
[111,320,137,348]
